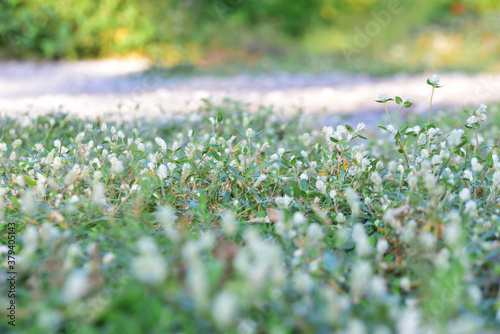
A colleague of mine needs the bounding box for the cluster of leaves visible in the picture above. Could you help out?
[0,96,499,333]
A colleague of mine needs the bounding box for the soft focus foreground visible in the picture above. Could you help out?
[0,79,500,333]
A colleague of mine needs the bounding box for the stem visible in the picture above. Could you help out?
[383,101,392,124]
[473,130,479,156]
[395,105,404,130]
[428,86,435,124]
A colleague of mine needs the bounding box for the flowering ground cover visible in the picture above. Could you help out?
[1,77,500,333]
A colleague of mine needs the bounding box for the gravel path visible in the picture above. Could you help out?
[1,59,500,124]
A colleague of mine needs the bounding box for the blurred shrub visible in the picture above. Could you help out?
[0,0,499,72]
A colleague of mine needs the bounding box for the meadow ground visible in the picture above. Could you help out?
[0,76,500,333]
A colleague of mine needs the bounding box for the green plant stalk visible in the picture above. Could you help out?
[395,104,404,130]
[383,101,392,124]
[428,86,435,124]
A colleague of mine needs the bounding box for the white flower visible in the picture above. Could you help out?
[212,291,238,328]
[376,239,389,257]
[155,137,167,150]
[221,211,237,237]
[300,173,309,181]
[464,200,477,215]
[429,74,440,85]
[157,164,168,179]
[102,252,116,265]
[91,183,106,206]
[278,147,285,156]
[399,277,411,291]
[404,96,411,103]
[307,223,324,243]
[12,139,22,149]
[387,124,397,136]
[329,189,337,199]
[63,270,89,304]
[448,129,464,146]
[64,170,78,186]
[352,223,372,257]
[467,116,478,126]
[420,149,429,159]
[132,253,167,284]
[476,104,487,122]
[336,212,346,223]
[379,92,388,101]
[463,170,473,181]
[245,128,254,138]
[275,195,293,209]
[471,157,482,173]
[315,180,326,194]
[459,188,471,202]
[53,157,62,170]
[355,123,366,133]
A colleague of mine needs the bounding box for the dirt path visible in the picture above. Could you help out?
[1,59,499,123]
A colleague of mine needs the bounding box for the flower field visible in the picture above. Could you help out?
[1,78,500,333]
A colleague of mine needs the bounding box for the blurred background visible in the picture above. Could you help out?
[0,0,500,119]
[1,0,500,73]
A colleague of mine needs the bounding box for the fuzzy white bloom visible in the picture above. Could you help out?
[376,239,389,257]
[355,123,366,133]
[306,223,324,243]
[329,189,337,199]
[212,291,238,328]
[132,237,167,284]
[464,200,477,215]
[429,74,440,85]
[386,124,397,136]
[315,179,326,194]
[459,188,471,202]
[463,170,473,181]
[431,155,441,165]
[448,129,464,146]
[253,174,267,188]
[53,157,62,170]
[399,277,411,291]
[352,223,372,257]
[91,183,106,206]
[63,270,89,303]
[221,211,238,237]
[157,164,168,179]
[467,116,478,126]
[476,104,487,122]
[345,187,360,216]
[379,92,388,101]
[155,137,167,150]
[300,173,309,181]
[336,212,346,223]
[100,122,107,132]
[275,195,293,209]
[0,143,7,157]
[102,252,116,265]
[64,170,78,186]
[351,260,372,300]
[278,147,285,156]
[12,139,22,149]
[245,128,254,138]
[471,157,482,173]
[167,162,176,173]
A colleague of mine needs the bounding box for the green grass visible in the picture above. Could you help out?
[1,82,500,333]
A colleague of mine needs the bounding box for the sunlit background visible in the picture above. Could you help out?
[1,0,499,73]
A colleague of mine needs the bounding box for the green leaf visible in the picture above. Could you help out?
[345,124,354,132]
[395,96,402,105]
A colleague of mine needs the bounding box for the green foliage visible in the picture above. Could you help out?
[1,79,500,332]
